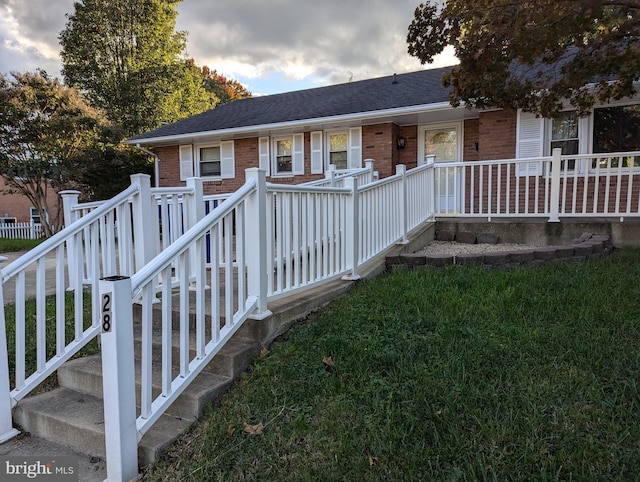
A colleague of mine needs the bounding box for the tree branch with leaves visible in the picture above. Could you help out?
[407,0,639,117]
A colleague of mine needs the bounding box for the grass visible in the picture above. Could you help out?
[4,291,97,392]
[142,248,640,481]
[0,238,44,254]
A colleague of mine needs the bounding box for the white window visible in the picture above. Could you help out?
[548,110,579,170]
[30,207,42,224]
[323,127,362,170]
[270,134,304,176]
[199,146,221,177]
[180,141,235,180]
[327,132,348,169]
[274,137,293,174]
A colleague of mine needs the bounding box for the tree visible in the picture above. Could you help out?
[0,71,109,237]
[200,65,252,104]
[407,1,640,117]
[59,0,218,137]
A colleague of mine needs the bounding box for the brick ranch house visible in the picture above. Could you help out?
[127,67,640,212]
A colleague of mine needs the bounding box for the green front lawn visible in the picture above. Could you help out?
[143,248,640,481]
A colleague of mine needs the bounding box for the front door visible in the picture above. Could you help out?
[423,124,463,213]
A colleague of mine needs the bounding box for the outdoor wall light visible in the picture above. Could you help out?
[396,136,406,149]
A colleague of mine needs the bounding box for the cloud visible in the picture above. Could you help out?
[0,0,457,91]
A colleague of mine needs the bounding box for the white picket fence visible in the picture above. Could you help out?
[0,221,42,240]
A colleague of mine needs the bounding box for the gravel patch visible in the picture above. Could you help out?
[415,240,542,256]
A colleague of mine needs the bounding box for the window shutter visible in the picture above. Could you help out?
[179,145,194,180]
[516,110,544,176]
[292,133,304,175]
[220,140,235,179]
[310,131,323,174]
[348,127,362,169]
[259,137,270,176]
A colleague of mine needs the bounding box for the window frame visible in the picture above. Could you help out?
[272,136,294,176]
[417,121,463,165]
[195,142,222,178]
[325,130,349,170]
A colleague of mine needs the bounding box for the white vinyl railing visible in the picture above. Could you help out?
[0,222,43,240]
[0,175,150,444]
[303,160,377,188]
[433,149,640,221]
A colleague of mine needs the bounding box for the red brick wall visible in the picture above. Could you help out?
[0,178,56,223]
[398,125,418,170]
[463,118,480,162]
[363,124,395,179]
[477,109,517,160]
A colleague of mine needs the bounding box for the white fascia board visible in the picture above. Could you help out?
[125,102,457,146]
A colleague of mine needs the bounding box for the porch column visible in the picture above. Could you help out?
[548,148,562,222]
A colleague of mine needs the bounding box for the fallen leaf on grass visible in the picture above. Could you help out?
[369,455,379,466]
[322,356,335,368]
[244,423,264,435]
[259,347,269,358]
[226,426,236,437]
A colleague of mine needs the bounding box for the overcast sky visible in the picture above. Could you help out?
[0,0,455,95]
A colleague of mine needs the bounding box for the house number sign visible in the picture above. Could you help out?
[102,292,112,333]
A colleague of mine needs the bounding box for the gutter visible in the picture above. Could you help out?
[135,144,160,187]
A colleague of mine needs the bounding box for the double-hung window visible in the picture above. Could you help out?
[199,146,221,177]
[275,138,293,174]
[328,132,348,169]
[549,110,579,171]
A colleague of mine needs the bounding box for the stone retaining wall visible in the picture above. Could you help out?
[385,233,613,270]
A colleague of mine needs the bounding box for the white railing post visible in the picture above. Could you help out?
[426,155,437,215]
[326,164,337,186]
[186,177,205,281]
[60,190,81,289]
[396,164,409,244]
[245,169,272,319]
[0,262,20,443]
[365,159,375,183]
[100,275,139,482]
[548,148,562,222]
[130,174,157,272]
[342,177,360,281]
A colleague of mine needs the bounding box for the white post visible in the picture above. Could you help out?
[326,164,337,186]
[60,190,81,289]
[426,155,437,215]
[130,174,157,272]
[186,177,205,283]
[342,177,360,281]
[100,275,139,482]
[364,159,375,183]
[548,148,561,222]
[396,164,409,244]
[0,271,20,443]
[245,169,272,319]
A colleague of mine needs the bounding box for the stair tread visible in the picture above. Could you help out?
[14,387,192,462]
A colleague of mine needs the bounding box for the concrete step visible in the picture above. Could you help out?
[12,387,191,465]
[58,355,232,421]
[131,326,261,378]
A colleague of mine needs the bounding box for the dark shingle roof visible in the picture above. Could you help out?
[129,67,453,142]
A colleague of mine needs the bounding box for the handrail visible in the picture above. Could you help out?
[2,183,139,282]
[266,182,351,194]
[131,179,257,294]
